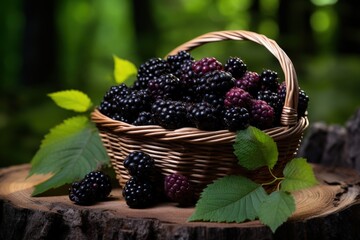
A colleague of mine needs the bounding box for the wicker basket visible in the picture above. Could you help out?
[91,30,309,196]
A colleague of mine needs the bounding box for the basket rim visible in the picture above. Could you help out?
[167,30,299,126]
[91,108,309,144]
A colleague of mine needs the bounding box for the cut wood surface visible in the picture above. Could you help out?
[1,164,360,240]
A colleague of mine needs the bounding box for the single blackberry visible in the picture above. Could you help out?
[278,83,309,118]
[123,151,155,177]
[69,171,112,205]
[179,59,196,82]
[164,173,195,206]
[99,84,130,117]
[234,71,260,96]
[188,102,223,131]
[298,89,309,117]
[223,107,250,131]
[249,100,275,129]
[257,90,282,123]
[192,57,223,76]
[196,70,235,97]
[167,50,194,78]
[203,93,225,111]
[151,99,192,129]
[133,111,156,126]
[122,176,156,208]
[224,87,252,108]
[133,58,170,89]
[259,69,279,92]
[148,73,181,100]
[224,57,247,78]
[118,89,151,123]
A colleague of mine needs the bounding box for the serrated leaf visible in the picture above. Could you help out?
[48,90,92,112]
[113,55,137,85]
[233,126,278,170]
[188,175,268,223]
[258,191,295,232]
[280,158,318,192]
[29,116,109,196]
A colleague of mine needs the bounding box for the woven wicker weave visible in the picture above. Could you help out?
[91,30,309,196]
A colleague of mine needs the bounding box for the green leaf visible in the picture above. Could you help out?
[280,158,318,192]
[48,90,92,112]
[29,116,110,196]
[258,191,295,232]
[188,175,268,223]
[233,126,278,170]
[113,55,137,85]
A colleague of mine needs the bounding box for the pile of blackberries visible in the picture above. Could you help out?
[99,51,309,131]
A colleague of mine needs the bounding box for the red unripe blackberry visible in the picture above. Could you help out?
[224,57,247,78]
[235,71,260,96]
[192,57,223,76]
[223,107,250,131]
[122,176,156,208]
[224,87,252,108]
[164,173,195,206]
[249,99,275,129]
[123,151,155,177]
[257,90,282,124]
[69,171,112,205]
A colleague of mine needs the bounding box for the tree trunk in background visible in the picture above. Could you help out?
[131,0,159,61]
[21,0,58,87]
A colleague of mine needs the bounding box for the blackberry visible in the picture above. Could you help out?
[148,73,181,100]
[133,58,170,89]
[133,111,156,126]
[167,50,194,78]
[260,69,279,92]
[118,89,151,123]
[188,102,223,131]
[234,71,260,96]
[196,70,235,97]
[99,84,130,117]
[192,57,223,76]
[164,173,195,206]
[278,83,309,118]
[223,107,250,131]
[224,57,247,78]
[122,176,156,208]
[224,87,252,108]
[203,93,225,111]
[249,100,275,129]
[124,151,155,177]
[179,59,196,82]
[69,171,112,205]
[257,90,282,123]
[151,99,192,129]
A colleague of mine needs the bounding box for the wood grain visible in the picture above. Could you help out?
[1,164,360,240]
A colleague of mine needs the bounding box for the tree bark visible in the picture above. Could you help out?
[1,164,360,240]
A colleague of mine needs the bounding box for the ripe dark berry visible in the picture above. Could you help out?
[69,171,112,205]
[133,111,156,126]
[224,57,247,78]
[249,100,275,129]
[167,50,194,78]
[188,102,223,131]
[260,69,279,92]
[224,87,252,108]
[234,71,260,96]
[278,82,309,118]
[99,84,130,118]
[203,93,225,111]
[257,90,282,123]
[164,173,195,206]
[223,107,250,131]
[118,89,151,123]
[192,57,223,76]
[122,176,156,208]
[196,70,235,97]
[124,151,155,177]
[133,58,170,90]
[148,73,181,100]
[151,99,192,129]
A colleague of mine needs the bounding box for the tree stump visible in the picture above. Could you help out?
[1,164,360,240]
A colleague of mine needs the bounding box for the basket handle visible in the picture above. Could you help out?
[167,30,299,126]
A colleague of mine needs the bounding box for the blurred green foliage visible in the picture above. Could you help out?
[1,0,360,167]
